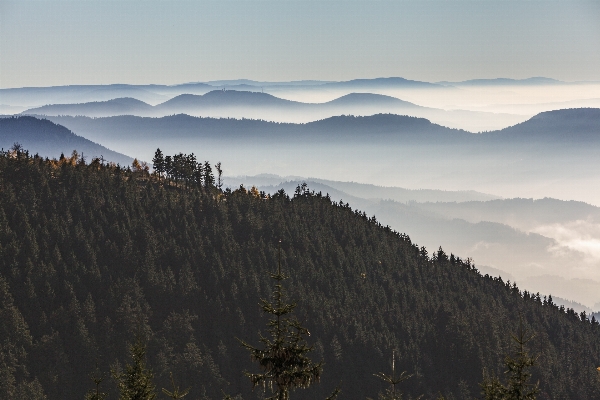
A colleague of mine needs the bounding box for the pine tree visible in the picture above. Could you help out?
[370,350,421,400]
[481,317,539,400]
[161,372,189,399]
[203,161,215,188]
[152,149,165,178]
[85,364,107,400]
[112,335,156,400]
[239,241,328,400]
[215,162,223,190]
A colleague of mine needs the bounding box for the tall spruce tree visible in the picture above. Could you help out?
[85,364,107,400]
[152,148,165,178]
[203,161,215,188]
[370,350,421,400]
[161,373,189,399]
[215,161,223,190]
[481,317,539,400]
[239,242,328,400]
[112,336,157,400]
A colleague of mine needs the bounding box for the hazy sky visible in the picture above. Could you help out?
[1,0,600,88]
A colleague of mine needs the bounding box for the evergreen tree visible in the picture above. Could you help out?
[239,242,325,400]
[204,161,215,188]
[370,350,420,400]
[215,161,223,190]
[85,364,107,400]
[164,155,173,183]
[481,317,539,400]
[152,149,165,178]
[112,336,157,400]
[194,161,205,186]
[161,372,189,399]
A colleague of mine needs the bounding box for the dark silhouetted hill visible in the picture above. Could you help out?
[23,97,154,117]
[43,113,471,145]
[158,90,300,110]
[324,92,419,107]
[0,116,133,165]
[438,77,564,86]
[23,91,424,120]
[37,108,600,152]
[323,77,442,89]
[491,108,600,142]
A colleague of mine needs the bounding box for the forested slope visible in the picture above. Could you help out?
[1,150,599,399]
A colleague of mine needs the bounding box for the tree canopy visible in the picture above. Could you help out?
[0,148,599,399]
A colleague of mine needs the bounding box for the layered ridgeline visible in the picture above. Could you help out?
[37,108,600,205]
[1,150,600,400]
[21,89,525,131]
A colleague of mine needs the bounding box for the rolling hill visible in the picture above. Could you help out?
[22,89,526,131]
[37,107,600,146]
[24,98,154,118]
[0,116,134,165]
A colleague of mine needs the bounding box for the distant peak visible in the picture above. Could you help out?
[440,77,563,86]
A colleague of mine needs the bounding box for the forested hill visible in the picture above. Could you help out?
[0,116,133,165]
[1,150,600,400]
[40,113,465,143]
[492,108,600,141]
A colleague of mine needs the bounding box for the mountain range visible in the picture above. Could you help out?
[0,77,444,106]
[35,107,600,145]
[437,77,565,86]
[6,76,600,132]
[21,90,526,131]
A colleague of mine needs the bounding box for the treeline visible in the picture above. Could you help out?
[0,147,599,399]
[152,148,222,189]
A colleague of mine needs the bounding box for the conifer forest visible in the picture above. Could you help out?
[1,148,600,400]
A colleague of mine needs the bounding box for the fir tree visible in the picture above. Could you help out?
[204,161,215,188]
[239,241,327,400]
[481,316,539,400]
[161,372,189,399]
[215,161,223,190]
[112,335,157,400]
[370,350,421,400]
[85,364,107,400]
[152,148,165,178]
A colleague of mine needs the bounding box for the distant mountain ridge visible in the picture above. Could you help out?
[3,77,439,107]
[38,107,600,145]
[21,89,528,131]
[438,77,564,86]
[23,90,424,119]
[493,108,600,141]
[39,113,474,145]
[24,97,154,118]
[322,76,443,89]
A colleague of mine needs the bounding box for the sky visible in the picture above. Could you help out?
[1,0,600,88]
